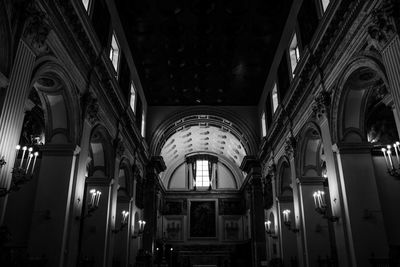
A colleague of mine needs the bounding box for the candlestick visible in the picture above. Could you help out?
[387,149,394,170]
[394,143,400,167]
[89,189,96,206]
[95,191,101,206]
[20,146,27,167]
[25,153,33,174]
[15,145,21,162]
[382,148,390,169]
[30,152,39,175]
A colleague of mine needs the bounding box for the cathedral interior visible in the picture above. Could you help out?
[1,0,400,266]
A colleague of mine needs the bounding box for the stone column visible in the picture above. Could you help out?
[0,40,36,224]
[240,156,267,267]
[27,144,80,267]
[143,156,166,262]
[284,138,306,267]
[312,91,352,266]
[333,143,389,266]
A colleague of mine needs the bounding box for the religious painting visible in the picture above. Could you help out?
[189,200,216,238]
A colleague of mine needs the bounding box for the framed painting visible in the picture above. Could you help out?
[189,200,217,238]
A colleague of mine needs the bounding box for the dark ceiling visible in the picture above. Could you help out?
[116,0,292,106]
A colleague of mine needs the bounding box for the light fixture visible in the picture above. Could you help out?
[132,219,146,239]
[0,145,40,197]
[312,190,339,222]
[282,209,299,233]
[264,220,277,239]
[113,210,129,233]
[76,188,102,220]
[381,142,400,177]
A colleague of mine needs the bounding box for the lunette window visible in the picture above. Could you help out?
[130,82,136,113]
[289,33,300,77]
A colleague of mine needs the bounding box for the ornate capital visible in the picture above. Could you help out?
[284,135,297,158]
[81,92,99,125]
[312,90,331,120]
[368,0,398,50]
[115,139,125,158]
[23,2,50,55]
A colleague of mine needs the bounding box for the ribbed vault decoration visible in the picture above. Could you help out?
[157,114,249,173]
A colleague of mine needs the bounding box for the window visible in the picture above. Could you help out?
[82,0,90,11]
[321,0,330,12]
[195,160,209,187]
[261,112,267,137]
[141,112,146,137]
[272,83,279,113]
[109,32,120,75]
[289,33,300,77]
[130,82,136,113]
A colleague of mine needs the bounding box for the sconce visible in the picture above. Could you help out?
[76,189,102,220]
[312,190,339,222]
[0,145,40,197]
[113,210,129,233]
[381,142,400,177]
[282,210,299,233]
[132,220,146,239]
[264,220,277,239]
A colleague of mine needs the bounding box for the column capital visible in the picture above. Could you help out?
[240,156,261,174]
[284,136,297,159]
[22,2,50,55]
[149,156,166,174]
[312,90,331,121]
[81,91,99,125]
[367,0,398,51]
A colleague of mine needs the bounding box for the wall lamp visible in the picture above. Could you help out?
[132,220,146,239]
[113,210,129,233]
[76,189,101,220]
[381,142,400,177]
[264,220,277,239]
[312,190,339,222]
[282,210,299,233]
[0,145,39,197]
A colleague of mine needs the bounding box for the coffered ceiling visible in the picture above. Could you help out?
[117,0,292,105]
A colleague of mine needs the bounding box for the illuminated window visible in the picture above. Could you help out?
[289,33,300,77]
[272,83,279,113]
[141,112,146,137]
[130,82,136,113]
[195,160,210,187]
[82,0,90,11]
[261,112,267,137]
[321,0,330,12]
[109,32,120,75]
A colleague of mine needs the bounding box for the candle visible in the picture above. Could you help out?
[25,153,33,174]
[15,145,21,162]
[30,152,39,174]
[313,192,318,208]
[265,220,271,231]
[20,146,27,167]
[387,149,394,170]
[382,148,390,170]
[95,191,101,206]
[89,189,96,206]
[394,143,400,167]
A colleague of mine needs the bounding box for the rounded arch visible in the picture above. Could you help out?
[150,107,258,157]
[276,155,292,196]
[296,121,325,177]
[331,54,390,144]
[88,124,114,178]
[29,56,81,145]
